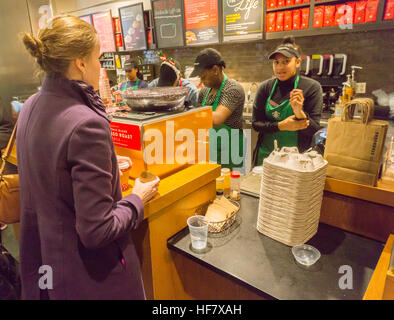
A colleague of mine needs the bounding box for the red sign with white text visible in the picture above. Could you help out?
[110,122,141,150]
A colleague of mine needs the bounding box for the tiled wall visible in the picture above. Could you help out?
[128,29,394,95]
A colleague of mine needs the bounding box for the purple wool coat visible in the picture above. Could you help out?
[16,75,146,300]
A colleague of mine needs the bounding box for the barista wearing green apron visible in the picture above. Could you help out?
[119,60,148,92]
[252,36,323,166]
[191,48,245,171]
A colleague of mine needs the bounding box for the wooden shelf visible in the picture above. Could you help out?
[314,0,348,5]
[267,3,310,12]
[266,19,394,39]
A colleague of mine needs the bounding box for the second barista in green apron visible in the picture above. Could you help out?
[252,36,323,166]
[191,48,245,171]
[119,60,148,91]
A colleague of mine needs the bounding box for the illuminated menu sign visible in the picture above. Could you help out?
[184,0,219,46]
[119,4,147,51]
[152,0,185,48]
[223,0,263,42]
[92,11,116,52]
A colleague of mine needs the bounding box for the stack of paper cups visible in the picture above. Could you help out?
[256,147,328,246]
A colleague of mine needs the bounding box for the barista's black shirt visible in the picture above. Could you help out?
[252,74,323,159]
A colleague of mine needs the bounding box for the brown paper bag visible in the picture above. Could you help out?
[324,98,388,186]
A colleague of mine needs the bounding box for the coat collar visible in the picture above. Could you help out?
[41,75,111,122]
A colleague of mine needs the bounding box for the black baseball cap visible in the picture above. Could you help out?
[268,45,300,59]
[124,60,137,71]
[190,48,224,78]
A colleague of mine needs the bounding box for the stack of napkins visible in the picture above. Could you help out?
[256,147,328,246]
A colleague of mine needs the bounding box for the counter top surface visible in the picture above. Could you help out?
[167,195,384,300]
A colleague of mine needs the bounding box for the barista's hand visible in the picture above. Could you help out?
[290,89,305,118]
[132,177,160,203]
[278,115,309,131]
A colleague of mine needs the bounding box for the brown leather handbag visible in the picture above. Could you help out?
[0,123,19,224]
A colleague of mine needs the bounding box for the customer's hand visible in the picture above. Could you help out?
[132,177,160,203]
[278,115,310,131]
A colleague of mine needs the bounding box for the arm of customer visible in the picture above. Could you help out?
[68,117,158,250]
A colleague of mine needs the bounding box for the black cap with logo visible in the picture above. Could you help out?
[190,48,225,78]
[124,60,138,71]
[268,45,300,59]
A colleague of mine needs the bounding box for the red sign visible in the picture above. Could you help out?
[110,122,142,150]
[92,11,116,53]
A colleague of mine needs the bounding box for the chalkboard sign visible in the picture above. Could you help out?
[222,0,263,42]
[119,4,147,51]
[184,0,219,46]
[152,0,185,48]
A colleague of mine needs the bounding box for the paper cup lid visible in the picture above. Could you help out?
[118,161,131,170]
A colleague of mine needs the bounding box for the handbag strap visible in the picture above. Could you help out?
[0,121,17,178]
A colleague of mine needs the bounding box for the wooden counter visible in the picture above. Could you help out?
[320,178,394,243]
[324,177,394,207]
[123,163,221,299]
[363,234,394,300]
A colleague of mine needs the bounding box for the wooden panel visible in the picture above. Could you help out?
[320,191,394,243]
[148,180,217,299]
[123,163,222,219]
[170,250,269,300]
[364,235,394,300]
[324,177,394,207]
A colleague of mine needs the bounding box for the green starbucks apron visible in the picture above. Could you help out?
[120,79,139,106]
[202,75,244,170]
[257,75,300,165]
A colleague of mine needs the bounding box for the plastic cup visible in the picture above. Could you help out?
[187,215,208,250]
[118,160,132,191]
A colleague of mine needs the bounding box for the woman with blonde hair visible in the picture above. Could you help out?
[18,15,159,300]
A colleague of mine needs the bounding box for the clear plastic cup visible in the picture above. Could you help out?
[187,215,208,250]
[118,160,131,191]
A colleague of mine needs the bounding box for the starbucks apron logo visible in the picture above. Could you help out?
[272,111,280,119]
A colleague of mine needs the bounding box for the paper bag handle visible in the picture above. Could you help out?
[341,98,374,124]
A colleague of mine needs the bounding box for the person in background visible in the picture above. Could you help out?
[19,15,159,300]
[252,36,323,166]
[119,59,148,91]
[191,48,245,170]
[149,59,198,107]
[0,97,18,231]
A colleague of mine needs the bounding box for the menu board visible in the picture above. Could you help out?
[184,0,219,46]
[152,0,185,48]
[79,15,93,25]
[222,0,263,42]
[92,11,116,53]
[119,4,147,51]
